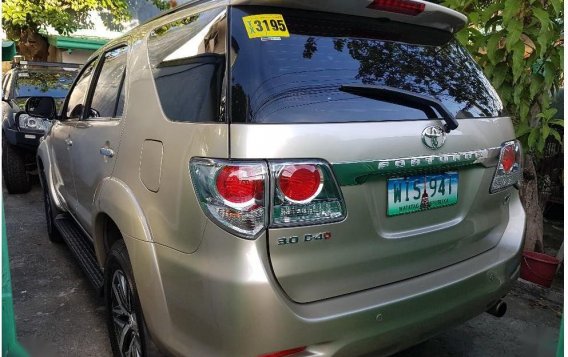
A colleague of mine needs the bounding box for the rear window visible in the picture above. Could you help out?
[229,6,505,124]
[14,70,75,99]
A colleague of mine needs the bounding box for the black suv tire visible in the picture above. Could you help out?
[2,138,31,194]
[105,240,149,357]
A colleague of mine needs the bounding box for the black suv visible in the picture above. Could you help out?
[2,60,78,193]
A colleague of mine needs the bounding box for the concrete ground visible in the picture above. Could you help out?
[4,184,563,357]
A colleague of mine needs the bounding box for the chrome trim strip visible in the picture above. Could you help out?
[332,147,501,186]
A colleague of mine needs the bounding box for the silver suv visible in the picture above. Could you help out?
[29,0,525,356]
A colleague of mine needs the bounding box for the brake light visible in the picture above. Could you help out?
[367,0,426,16]
[216,166,264,207]
[278,164,323,203]
[500,145,516,173]
[190,158,268,238]
[271,161,346,227]
[490,140,522,193]
[191,158,346,237]
[258,346,306,357]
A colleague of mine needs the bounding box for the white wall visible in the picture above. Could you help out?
[61,49,93,64]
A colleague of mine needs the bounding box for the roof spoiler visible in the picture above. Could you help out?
[231,0,468,33]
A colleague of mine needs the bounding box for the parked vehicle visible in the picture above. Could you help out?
[2,60,78,193]
[30,0,525,356]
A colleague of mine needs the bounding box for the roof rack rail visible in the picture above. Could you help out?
[18,61,81,67]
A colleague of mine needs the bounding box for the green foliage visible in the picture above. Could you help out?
[443,0,564,155]
[2,0,172,38]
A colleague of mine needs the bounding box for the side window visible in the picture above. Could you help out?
[65,60,97,119]
[88,46,128,119]
[147,7,227,122]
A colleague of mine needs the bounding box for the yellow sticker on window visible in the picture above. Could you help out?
[242,14,290,39]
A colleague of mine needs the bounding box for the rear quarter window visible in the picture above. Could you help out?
[147,7,227,123]
[229,6,505,124]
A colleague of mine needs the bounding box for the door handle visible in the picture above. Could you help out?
[100,147,115,158]
[65,138,73,147]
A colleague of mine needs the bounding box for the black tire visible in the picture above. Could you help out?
[2,139,31,194]
[105,240,149,357]
[40,172,63,243]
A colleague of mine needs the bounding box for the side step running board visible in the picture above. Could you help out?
[54,214,104,295]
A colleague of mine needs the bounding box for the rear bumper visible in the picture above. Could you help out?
[126,191,525,357]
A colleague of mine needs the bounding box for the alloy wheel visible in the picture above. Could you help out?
[111,269,142,357]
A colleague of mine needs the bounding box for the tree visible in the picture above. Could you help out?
[443,0,564,252]
[2,0,172,61]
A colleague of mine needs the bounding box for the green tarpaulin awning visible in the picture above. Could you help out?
[2,41,17,61]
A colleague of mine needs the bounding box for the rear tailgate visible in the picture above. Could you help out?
[229,6,515,303]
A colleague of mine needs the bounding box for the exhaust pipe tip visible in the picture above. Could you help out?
[486,300,507,318]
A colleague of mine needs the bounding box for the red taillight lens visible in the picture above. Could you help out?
[490,140,522,193]
[216,166,264,206]
[500,145,516,173]
[367,0,426,16]
[278,164,323,203]
[258,346,306,357]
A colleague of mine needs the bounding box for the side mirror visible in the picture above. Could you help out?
[25,96,56,119]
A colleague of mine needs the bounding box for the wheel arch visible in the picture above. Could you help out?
[36,139,66,210]
[93,177,153,266]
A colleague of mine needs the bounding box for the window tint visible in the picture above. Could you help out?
[230,7,505,124]
[66,60,97,119]
[147,7,227,122]
[89,47,128,118]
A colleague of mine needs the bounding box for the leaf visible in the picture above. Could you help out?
[543,61,556,89]
[532,7,551,31]
[506,19,523,52]
[487,33,503,65]
[502,0,521,26]
[481,3,504,23]
[550,0,562,15]
[519,102,530,122]
[516,121,532,137]
[455,29,469,45]
[549,119,564,127]
[512,41,526,83]
[529,75,544,100]
[537,29,552,57]
[550,128,563,145]
[528,128,539,148]
[541,123,550,141]
[544,108,558,119]
[537,134,546,153]
[492,63,508,89]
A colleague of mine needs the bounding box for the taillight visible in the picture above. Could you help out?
[191,158,346,237]
[271,160,346,227]
[190,158,268,238]
[216,166,264,208]
[490,140,522,193]
[367,0,426,16]
[278,164,323,204]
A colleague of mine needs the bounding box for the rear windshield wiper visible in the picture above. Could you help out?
[339,84,459,133]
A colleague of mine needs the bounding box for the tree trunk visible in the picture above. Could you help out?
[519,153,544,252]
[17,29,49,61]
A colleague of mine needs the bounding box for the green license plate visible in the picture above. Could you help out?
[387,172,458,216]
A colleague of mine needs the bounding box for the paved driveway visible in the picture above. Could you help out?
[4,184,563,356]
